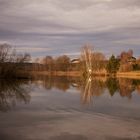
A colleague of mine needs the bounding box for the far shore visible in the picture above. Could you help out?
[31,70,140,79]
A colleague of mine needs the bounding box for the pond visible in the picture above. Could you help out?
[0,76,140,140]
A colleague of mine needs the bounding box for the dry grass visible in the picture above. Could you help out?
[117,71,140,79]
[31,71,81,77]
[31,70,140,79]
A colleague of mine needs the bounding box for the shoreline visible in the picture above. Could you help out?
[31,71,81,77]
[31,70,140,79]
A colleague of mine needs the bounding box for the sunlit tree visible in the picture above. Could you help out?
[80,44,93,76]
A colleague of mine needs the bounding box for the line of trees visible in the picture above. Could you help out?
[17,44,140,74]
[80,44,140,75]
[1,43,140,79]
[107,49,140,73]
[38,44,106,74]
[0,44,31,78]
[40,55,71,71]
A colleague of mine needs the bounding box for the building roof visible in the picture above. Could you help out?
[71,58,80,64]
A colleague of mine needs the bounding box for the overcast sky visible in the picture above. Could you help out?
[0,0,140,58]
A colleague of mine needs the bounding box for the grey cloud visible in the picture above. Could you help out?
[51,0,140,11]
[50,0,99,10]
[0,0,140,58]
[0,26,140,58]
[51,0,140,10]
[106,0,140,9]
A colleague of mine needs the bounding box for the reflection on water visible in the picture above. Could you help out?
[80,76,106,104]
[0,76,140,140]
[1,76,140,110]
[0,80,31,111]
[81,77,140,103]
[34,75,140,104]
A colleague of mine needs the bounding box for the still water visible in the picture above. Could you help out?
[0,76,140,140]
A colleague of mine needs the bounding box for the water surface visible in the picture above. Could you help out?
[0,76,140,140]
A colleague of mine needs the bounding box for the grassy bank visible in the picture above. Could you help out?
[31,70,140,79]
[117,71,140,79]
[31,71,81,77]
[31,71,108,77]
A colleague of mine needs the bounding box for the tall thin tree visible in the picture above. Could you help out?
[81,44,93,76]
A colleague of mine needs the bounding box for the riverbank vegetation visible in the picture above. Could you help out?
[36,44,140,78]
[0,44,31,78]
[0,43,140,79]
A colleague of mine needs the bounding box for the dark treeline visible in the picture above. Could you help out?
[0,44,31,78]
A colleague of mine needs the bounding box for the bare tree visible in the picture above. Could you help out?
[16,53,31,63]
[0,44,11,62]
[34,58,40,71]
[41,56,54,71]
[92,52,106,71]
[0,43,31,78]
[119,49,134,72]
[81,44,93,76]
[55,55,70,71]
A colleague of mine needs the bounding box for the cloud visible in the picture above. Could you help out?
[0,0,140,58]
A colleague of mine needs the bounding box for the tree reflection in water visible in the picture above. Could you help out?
[34,75,140,104]
[34,75,71,91]
[118,78,135,99]
[81,77,140,104]
[80,76,106,104]
[106,78,119,96]
[106,78,140,99]
[0,80,31,111]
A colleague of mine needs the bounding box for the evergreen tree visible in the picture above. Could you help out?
[106,55,120,73]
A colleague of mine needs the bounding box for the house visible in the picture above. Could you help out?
[71,58,80,64]
[127,56,136,64]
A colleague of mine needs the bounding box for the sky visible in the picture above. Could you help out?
[0,0,140,59]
